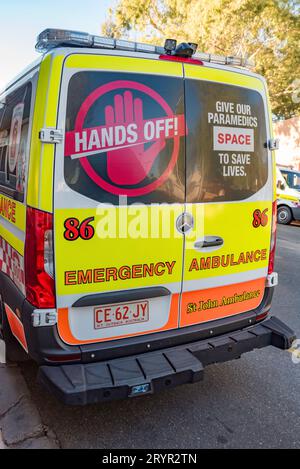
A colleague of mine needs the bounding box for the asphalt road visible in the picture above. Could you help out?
[21,224,300,449]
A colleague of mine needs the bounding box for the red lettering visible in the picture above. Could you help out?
[65,271,77,285]
[218,133,224,144]
[78,270,93,284]
[212,257,220,268]
[95,309,103,324]
[94,269,105,283]
[261,249,267,261]
[189,258,199,272]
[254,250,261,262]
[140,303,148,316]
[217,132,252,146]
[154,262,165,276]
[106,268,118,281]
[104,308,111,322]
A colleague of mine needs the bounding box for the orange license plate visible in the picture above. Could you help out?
[94,301,149,329]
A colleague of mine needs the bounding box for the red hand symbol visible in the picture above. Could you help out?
[105,91,166,186]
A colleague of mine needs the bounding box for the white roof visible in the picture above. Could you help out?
[0,56,42,96]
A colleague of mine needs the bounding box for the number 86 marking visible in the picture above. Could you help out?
[64,217,95,241]
[252,209,268,228]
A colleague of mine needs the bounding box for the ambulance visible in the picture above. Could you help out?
[276,167,300,224]
[0,29,295,405]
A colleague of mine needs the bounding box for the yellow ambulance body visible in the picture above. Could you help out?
[0,29,295,404]
[276,167,300,224]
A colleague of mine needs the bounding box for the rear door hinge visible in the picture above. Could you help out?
[268,138,280,151]
[39,128,63,144]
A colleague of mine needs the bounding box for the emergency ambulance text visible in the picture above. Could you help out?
[189,249,267,271]
[64,261,177,286]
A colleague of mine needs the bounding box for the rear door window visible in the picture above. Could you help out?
[64,71,185,205]
[184,80,268,203]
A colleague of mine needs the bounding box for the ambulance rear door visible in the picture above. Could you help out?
[180,64,273,327]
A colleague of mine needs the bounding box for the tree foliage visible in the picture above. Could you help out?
[102,0,300,118]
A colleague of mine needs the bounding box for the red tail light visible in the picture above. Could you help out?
[268,200,277,275]
[45,354,81,363]
[25,207,55,308]
[256,311,269,323]
[159,54,204,65]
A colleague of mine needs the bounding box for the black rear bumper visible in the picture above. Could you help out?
[38,316,296,405]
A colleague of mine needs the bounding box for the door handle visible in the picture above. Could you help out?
[194,236,224,250]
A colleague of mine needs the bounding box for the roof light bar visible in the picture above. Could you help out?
[136,43,156,53]
[115,39,136,51]
[196,52,254,68]
[36,28,164,55]
[93,36,115,49]
[35,29,254,68]
[36,29,92,51]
